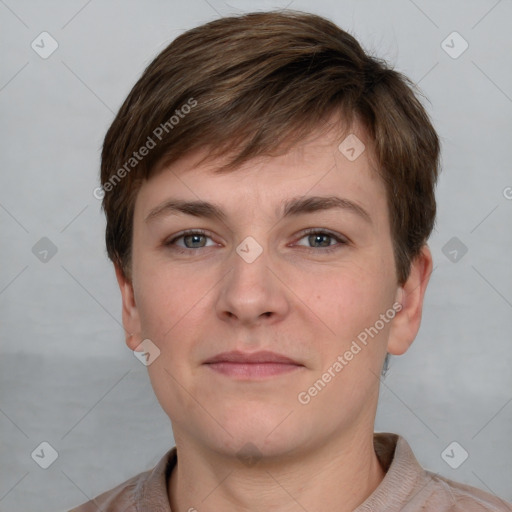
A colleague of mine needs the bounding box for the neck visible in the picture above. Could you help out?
[168,427,386,512]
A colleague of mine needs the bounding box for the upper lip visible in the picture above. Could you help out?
[204,350,302,365]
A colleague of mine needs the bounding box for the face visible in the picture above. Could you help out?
[117,118,431,459]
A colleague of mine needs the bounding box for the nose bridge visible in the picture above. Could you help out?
[230,233,271,299]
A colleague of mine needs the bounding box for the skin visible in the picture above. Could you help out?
[115,116,433,512]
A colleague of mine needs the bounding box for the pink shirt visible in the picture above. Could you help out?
[69,432,511,511]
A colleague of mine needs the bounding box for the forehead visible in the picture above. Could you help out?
[133,116,387,227]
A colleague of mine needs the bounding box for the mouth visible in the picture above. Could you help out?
[203,350,304,379]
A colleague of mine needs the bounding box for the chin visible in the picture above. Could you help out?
[208,412,305,456]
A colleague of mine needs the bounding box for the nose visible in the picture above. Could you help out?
[215,237,290,327]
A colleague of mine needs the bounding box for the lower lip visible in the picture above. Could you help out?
[205,362,302,378]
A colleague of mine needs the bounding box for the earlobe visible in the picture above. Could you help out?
[114,263,142,351]
[387,245,433,356]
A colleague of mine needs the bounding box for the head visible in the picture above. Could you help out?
[100,11,439,459]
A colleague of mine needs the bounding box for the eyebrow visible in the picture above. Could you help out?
[144,195,372,225]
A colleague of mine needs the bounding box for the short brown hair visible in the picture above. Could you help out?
[100,9,441,285]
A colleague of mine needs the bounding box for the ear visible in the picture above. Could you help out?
[387,244,433,356]
[114,263,142,351]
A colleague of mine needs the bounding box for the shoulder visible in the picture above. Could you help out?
[417,470,512,512]
[67,470,144,512]
[367,433,511,512]
[67,447,177,512]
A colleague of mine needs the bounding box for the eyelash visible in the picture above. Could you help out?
[164,228,348,255]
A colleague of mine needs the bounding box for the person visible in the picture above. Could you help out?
[71,9,511,512]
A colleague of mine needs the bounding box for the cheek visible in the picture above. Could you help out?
[133,263,216,369]
[135,280,173,340]
[133,252,196,330]
[302,264,391,341]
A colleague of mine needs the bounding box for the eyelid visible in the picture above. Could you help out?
[165,228,215,246]
[292,228,349,252]
[294,227,349,244]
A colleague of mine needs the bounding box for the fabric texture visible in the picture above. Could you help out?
[69,432,511,511]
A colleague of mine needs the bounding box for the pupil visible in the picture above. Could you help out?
[187,234,203,248]
[311,234,329,247]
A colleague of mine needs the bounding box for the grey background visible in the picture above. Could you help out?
[1,0,511,510]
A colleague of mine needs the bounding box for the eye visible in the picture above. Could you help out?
[165,229,217,251]
[164,228,348,254]
[294,229,348,253]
